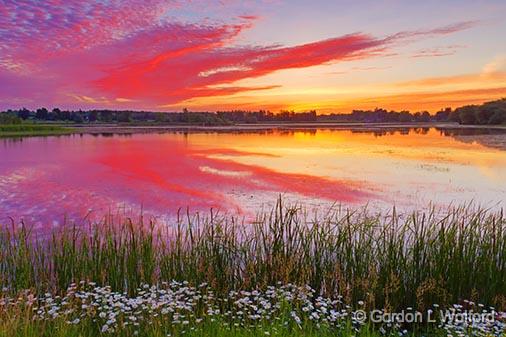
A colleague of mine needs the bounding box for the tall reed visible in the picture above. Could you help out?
[1,200,505,311]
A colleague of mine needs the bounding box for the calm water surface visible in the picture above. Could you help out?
[1,127,505,228]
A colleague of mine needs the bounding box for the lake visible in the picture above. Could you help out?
[1,126,505,228]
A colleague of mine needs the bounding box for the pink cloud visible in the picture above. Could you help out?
[95,32,386,104]
[0,1,478,109]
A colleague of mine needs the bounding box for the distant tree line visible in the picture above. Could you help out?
[320,108,446,123]
[0,108,231,126]
[448,99,506,125]
[217,110,317,123]
[320,98,506,125]
[1,98,505,125]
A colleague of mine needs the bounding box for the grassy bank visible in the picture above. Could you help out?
[0,124,74,137]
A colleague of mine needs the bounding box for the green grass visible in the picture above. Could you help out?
[0,124,74,137]
[0,318,441,337]
[0,316,425,337]
[1,200,505,311]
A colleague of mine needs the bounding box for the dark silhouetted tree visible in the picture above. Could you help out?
[35,107,49,120]
[456,105,477,125]
[18,108,30,120]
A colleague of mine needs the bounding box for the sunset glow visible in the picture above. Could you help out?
[1,1,505,113]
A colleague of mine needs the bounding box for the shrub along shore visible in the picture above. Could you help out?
[0,124,74,137]
[1,201,505,336]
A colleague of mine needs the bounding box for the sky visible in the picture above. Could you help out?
[1,0,505,113]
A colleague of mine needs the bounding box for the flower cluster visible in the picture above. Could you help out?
[1,281,504,336]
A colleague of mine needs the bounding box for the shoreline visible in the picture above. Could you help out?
[71,122,506,135]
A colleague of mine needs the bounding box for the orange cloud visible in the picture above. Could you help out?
[320,87,506,112]
[396,72,506,87]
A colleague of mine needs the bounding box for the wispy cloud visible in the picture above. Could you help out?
[482,55,506,74]
[384,21,478,42]
[411,45,466,58]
